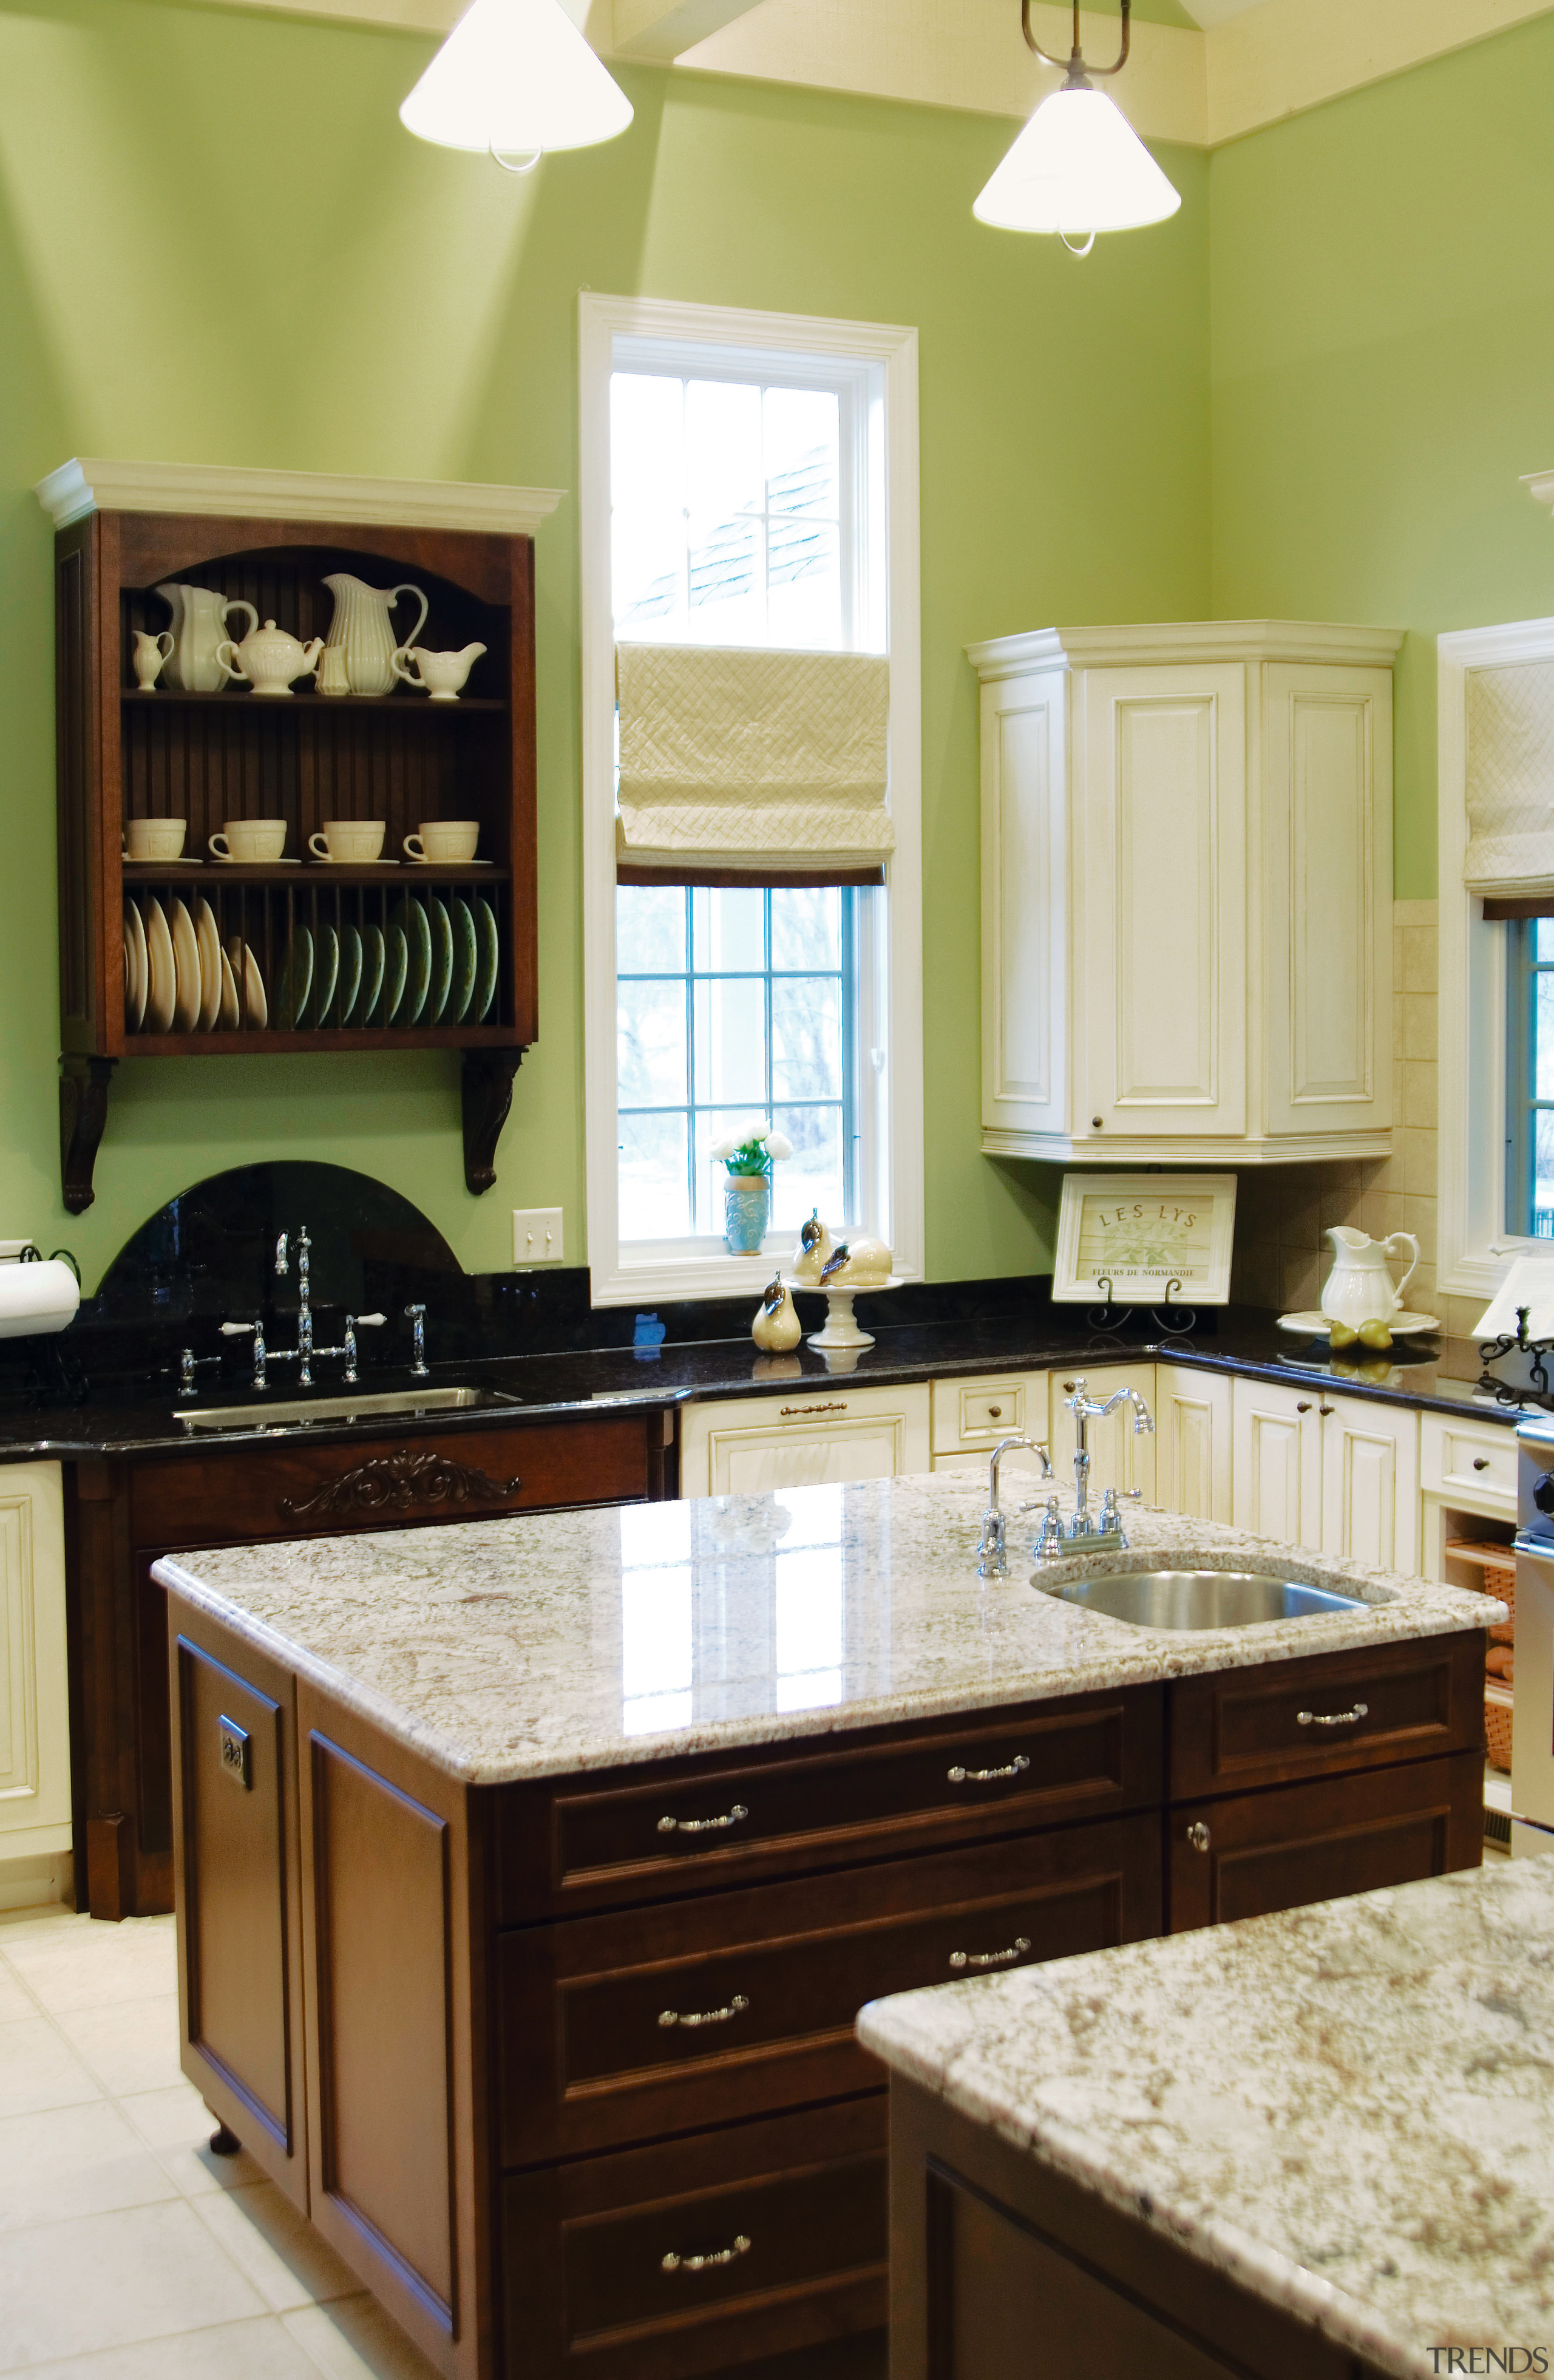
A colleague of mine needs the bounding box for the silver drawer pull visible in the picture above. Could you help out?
[949,1934,1031,1971]
[657,1803,748,1835]
[948,1756,1030,1785]
[663,2235,751,2274]
[658,1994,749,2030]
[1297,1701,1369,1728]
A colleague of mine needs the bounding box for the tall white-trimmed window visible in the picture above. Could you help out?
[580,297,922,1306]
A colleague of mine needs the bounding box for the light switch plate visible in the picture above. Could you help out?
[513,1207,565,1266]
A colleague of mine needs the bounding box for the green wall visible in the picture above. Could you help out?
[1209,13,1554,899]
[0,0,1210,1290]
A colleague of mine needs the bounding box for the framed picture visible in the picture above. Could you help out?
[1051,1174,1238,1307]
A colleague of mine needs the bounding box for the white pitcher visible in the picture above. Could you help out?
[155,583,259,692]
[321,573,429,697]
[1319,1225,1421,1329]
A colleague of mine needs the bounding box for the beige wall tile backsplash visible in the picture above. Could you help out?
[1230,900,1452,1321]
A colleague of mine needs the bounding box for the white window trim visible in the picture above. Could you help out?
[1437,613,1554,1301]
[579,291,925,1308]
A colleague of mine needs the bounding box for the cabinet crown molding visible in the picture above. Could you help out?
[966,619,1407,681]
[33,457,566,539]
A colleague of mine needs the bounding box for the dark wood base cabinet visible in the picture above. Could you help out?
[166,1599,1484,2380]
[888,2081,1389,2380]
[72,1404,674,1920]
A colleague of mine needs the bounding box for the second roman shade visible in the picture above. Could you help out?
[615,640,893,884]
[1465,658,1554,897]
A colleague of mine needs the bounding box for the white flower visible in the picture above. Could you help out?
[764,1131,793,1161]
[708,1131,742,1161]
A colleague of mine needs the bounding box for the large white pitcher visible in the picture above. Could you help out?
[1319,1225,1421,1329]
[155,583,259,693]
[321,574,429,697]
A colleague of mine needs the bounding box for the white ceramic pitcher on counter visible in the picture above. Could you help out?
[1319,1225,1421,1329]
[321,573,428,696]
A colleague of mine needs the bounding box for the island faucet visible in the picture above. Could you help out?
[975,1434,1054,1578]
[1031,1377,1155,1562]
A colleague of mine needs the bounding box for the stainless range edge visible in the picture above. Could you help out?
[1513,1416,1554,1851]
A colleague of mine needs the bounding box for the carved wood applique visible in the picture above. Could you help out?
[279,1450,523,1522]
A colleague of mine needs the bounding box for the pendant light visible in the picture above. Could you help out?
[400,0,633,175]
[974,0,1180,256]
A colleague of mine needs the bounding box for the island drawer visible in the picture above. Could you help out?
[497,1686,1162,1920]
[501,2096,887,2379]
[132,1415,653,1545]
[496,1813,1161,2163]
[1166,1630,1484,1800]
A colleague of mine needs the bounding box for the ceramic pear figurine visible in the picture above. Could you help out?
[792,1210,833,1284]
[215,619,324,696]
[752,1271,802,1353]
[819,1233,893,1288]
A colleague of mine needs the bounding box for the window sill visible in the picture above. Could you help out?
[589,1242,918,1309]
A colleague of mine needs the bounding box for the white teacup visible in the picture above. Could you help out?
[309,820,386,863]
[209,819,288,864]
[123,816,187,862]
[403,821,480,863]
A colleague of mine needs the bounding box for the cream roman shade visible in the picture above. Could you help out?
[1465,659,1554,896]
[615,641,893,882]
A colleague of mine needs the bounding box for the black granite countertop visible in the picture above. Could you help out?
[0,1309,1524,1466]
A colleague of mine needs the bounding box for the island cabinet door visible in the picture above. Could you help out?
[168,1605,308,2215]
[295,1683,489,2380]
[495,1814,1162,2164]
[1167,1749,1484,1935]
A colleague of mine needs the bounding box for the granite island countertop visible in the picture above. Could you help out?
[154,1471,1500,1786]
[858,1857,1554,2378]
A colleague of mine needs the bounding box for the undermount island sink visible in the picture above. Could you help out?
[1037,1568,1370,1631]
[175,1385,520,1435]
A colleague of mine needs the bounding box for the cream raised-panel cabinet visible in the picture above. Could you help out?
[1229,1379,1420,1569]
[1047,1365,1157,1509]
[928,1372,1054,1478]
[969,622,1402,1163]
[1230,1378,1323,1549]
[1153,1365,1233,1524]
[679,1382,932,1500]
[0,1461,72,1887]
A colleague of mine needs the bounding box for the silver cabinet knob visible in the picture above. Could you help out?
[1186,1821,1211,1853]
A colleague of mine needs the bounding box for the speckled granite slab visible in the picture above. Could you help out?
[152,1472,1498,1786]
[859,1858,1554,2379]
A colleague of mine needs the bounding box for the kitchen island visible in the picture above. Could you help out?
[861,1857,1554,2379]
[154,1473,1498,2380]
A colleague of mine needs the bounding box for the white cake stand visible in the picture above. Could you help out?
[804,1276,903,1353]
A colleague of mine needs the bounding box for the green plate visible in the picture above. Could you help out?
[447,897,478,1025]
[336,923,364,1025]
[472,897,499,1024]
[358,924,386,1025]
[276,924,314,1031]
[307,922,340,1027]
[391,897,432,1025]
[382,923,409,1025]
[427,896,454,1024]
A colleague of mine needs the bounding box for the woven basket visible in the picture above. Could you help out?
[1486,1689,1514,1775]
[1446,1539,1516,1644]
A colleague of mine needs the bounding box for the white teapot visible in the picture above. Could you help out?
[1320,1225,1421,1330]
[216,619,324,697]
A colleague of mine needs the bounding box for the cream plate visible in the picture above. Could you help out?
[217,948,240,1030]
[226,936,268,1030]
[169,899,202,1032]
[194,898,222,1031]
[123,899,148,1032]
[1277,1310,1442,1339]
[143,897,177,1033]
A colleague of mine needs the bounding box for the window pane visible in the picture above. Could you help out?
[688,511,762,636]
[694,976,767,1106]
[1533,1109,1554,1236]
[767,520,841,648]
[693,886,767,973]
[617,978,687,1106]
[770,1104,844,1231]
[697,1104,769,1236]
[765,386,840,518]
[613,505,684,633]
[686,379,762,520]
[617,885,686,974]
[771,887,841,972]
[773,976,843,1101]
[619,1109,690,1238]
[611,375,684,508]
[1536,919,1554,960]
[1537,971,1554,1102]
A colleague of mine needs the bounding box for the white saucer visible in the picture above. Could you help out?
[406,857,491,866]
[124,857,203,866]
[308,857,399,866]
[1277,1310,1441,1339]
[212,855,298,864]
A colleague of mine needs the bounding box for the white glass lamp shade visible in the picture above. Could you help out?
[974,84,1180,235]
[400,0,634,155]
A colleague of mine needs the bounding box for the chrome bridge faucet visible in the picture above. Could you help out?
[219,1225,385,1390]
[975,1435,1055,1579]
[1033,1377,1155,1563]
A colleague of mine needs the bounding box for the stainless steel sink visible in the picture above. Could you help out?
[175,1386,520,1434]
[1037,1568,1368,1630]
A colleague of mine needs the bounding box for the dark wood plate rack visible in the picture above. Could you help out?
[52,504,538,1211]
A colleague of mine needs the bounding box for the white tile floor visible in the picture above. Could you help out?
[0,1902,441,2378]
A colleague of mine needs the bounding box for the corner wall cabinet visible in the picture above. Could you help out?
[42,466,557,1210]
[969,620,1404,1164]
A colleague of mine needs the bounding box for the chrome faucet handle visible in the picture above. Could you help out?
[975,1510,1008,1579]
[405,1302,429,1379]
[177,1347,219,1399]
[219,1318,267,1388]
[341,1313,385,1385]
[1099,1485,1122,1531]
[274,1231,288,1276]
[1033,1498,1067,1562]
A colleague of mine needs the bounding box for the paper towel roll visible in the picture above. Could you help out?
[0,1257,81,1339]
